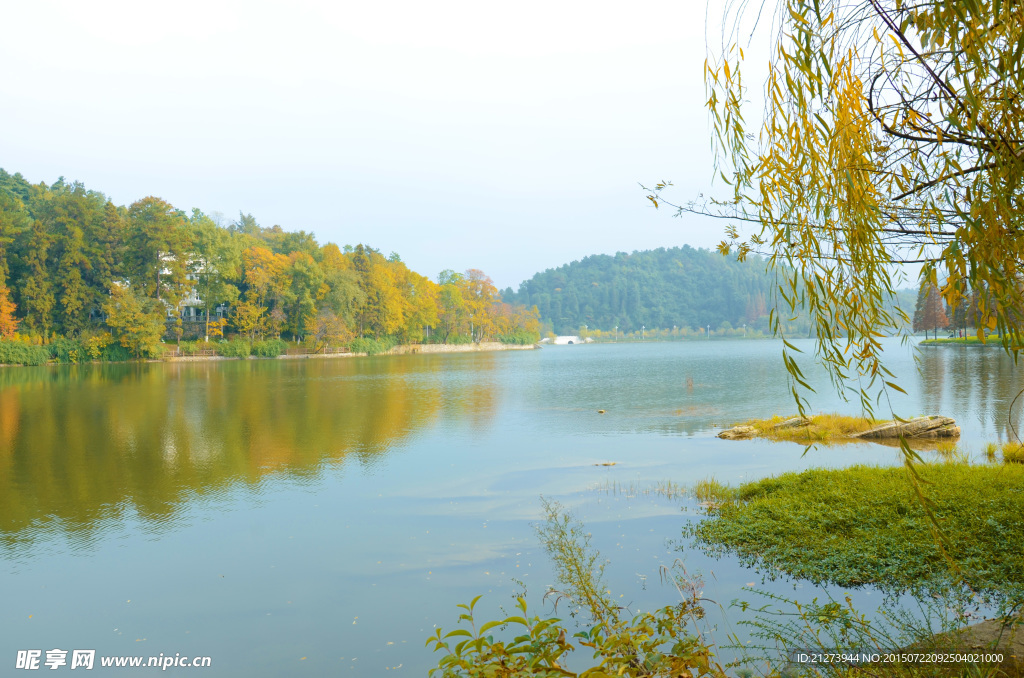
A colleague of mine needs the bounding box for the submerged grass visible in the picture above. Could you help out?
[597,479,687,501]
[686,463,1024,609]
[694,476,735,504]
[933,441,968,464]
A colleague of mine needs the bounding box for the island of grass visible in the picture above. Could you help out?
[919,335,1004,346]
[684,463,1024,610]
[717,412,960,443]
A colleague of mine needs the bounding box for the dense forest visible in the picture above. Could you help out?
[502,247,781,335]
[503,247,922,337]
[0,168,539,361]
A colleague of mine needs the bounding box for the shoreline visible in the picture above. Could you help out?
[161,341,539,363]
[0,341,539,368]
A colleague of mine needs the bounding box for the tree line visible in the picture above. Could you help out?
[502,246,792,335]
[0,168,539,358]
[913,281,1000,340]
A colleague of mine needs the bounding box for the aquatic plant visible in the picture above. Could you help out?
[687,464,1024,611]
[731,587,1008,678]
[427,499,728,677]
[933,442,967,464]
[694,477,734,505]
[1001,443,1024,465]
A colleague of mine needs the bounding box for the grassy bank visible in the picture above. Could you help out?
[685,463,1024,608]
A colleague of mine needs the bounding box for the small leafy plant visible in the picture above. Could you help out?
[427,499,728,677]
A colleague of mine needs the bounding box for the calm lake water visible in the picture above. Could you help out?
[2,339,1022,675]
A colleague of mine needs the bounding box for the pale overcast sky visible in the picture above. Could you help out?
[1,0,733,289]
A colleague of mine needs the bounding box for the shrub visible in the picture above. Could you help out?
[498,329,540,345]
[100,341,133,362]
[349,336,397,356]
[0,340,50,366]
[178,340,200,355]
[47,337,88,364]
[251,338,287,357]
[215,339,251,358]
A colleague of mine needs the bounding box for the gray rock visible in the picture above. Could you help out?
[774,417,810,430]
[852,416,960,440]
[717,425,757,439]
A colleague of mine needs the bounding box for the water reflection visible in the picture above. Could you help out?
[0,356,499,550]
[917,346,1024,443]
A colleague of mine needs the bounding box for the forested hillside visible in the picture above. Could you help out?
[0,168,539,361]
[503,247,778,335]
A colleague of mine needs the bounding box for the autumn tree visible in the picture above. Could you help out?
[349,245,407,338]
[282,251,324,337]
[0,189,29,285]
[305,309,351,351]
[463,269,499,341]
[232,300,266,341]
[913,283,949,339]
[18,221,55,338]
[32,182,104,336]
[126,196,193,308]
[318,243,365,329]
[103,284,166,358]
[436,270,468,342]
[189,211,241,340]
[0,284,17,338]
[236,246,288,338]
[397,268,438,343]
[649,0,1024,410]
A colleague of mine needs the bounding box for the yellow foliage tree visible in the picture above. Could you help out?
[103,284,166,358]
[231,299,266,341]
[0,284,17,339]
[463,269,498,341]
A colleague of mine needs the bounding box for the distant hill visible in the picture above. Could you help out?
[502,247,779,335]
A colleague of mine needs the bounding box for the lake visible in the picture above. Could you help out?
[2,339,1022,675]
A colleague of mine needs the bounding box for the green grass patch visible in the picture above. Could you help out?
[920,335,1001,346]
[685,464,1024,608]
[1002,443,1024,464]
